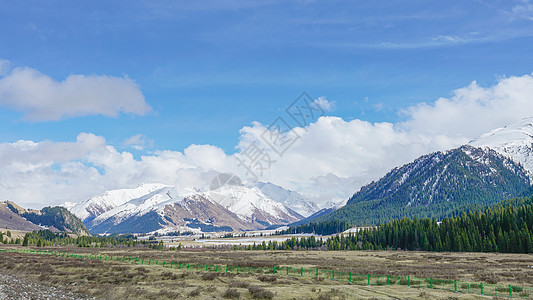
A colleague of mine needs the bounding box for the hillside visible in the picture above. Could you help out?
[0,202,42,231]
[318,145,531,225]
[3,201,90,236]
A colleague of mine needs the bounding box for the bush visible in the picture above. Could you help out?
[229,281,250,288]
[258,275,277,282]
[248,286,274,299]
[188,287,203,297]
[202,272,219,280]
[223,288,241,299]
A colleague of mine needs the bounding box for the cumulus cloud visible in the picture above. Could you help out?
[3,73,533,209]
[0,66,151,121]
[313,96,335,111]
[401,74,533,139]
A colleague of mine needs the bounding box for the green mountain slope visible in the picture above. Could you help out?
[6,201,90,235]
[319,145,531,226]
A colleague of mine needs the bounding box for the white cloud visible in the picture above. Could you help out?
[3,74,533,210]
[313,96,335,111]
[401,74,533,139]
[124,134,153,151]
[0,59,10,76]
[0,66,151,121]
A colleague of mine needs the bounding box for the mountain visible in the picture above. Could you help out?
[68,183,168,223]
[256,182,319,217]
[318,145,531,226]
[1,201,90,235]
[470,117,533,179]
[68,182,308,234]
[0,201,42,231]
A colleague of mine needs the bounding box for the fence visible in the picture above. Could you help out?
[1,248,531,298]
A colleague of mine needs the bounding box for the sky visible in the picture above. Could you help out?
[2,1,533,208]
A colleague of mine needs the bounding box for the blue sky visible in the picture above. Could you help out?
[2,1,533,207]
[1,1,533,152]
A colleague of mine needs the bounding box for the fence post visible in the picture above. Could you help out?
[287,266,289,275]
[430,278,433,289]
[170,262,173,268]
[237,266,239,273]
[387,275,390,285]
[216,265,218,272]
[248,266,250,273]
[316,268,318,278]
[454,280,457,292]
[301,267,303,277]
[226,265,228,273]
[349,272,351,283]
[509,285,512,298]
[332,270,335,280]
[368,274,370,285]
[480,283,483,295]
[408,276,410,287]
[273,266,275,274]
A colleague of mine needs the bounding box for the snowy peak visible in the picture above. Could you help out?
[67,181,312,233]
[470,117,533,180]
[256,182,319,217]
[207,183,303,225]
[69,183,169,221]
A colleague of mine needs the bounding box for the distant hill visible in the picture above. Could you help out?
[0,202,42,231]
[3,201,90,235]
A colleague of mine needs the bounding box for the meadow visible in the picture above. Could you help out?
[1,245,533,299]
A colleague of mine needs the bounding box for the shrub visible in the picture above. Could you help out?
[229,281,250,288]
[202,272,219,280]
[188,287,203,297]
[258,275,277,282]
[223,288,241,299]
[248,286,274,299]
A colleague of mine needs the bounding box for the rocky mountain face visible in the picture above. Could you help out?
[318,145,531,226]
[68,181,314,234]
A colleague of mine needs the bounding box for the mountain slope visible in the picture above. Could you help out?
[470,117,533,179]
[318,145,531,225]
[256,182,319,217]
[69,183,168,222]
[1,201,90,235]
[0,202,42,231]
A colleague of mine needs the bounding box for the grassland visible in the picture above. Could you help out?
[1,245,533,299]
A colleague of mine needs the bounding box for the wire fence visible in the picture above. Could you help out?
[1,248,531,298]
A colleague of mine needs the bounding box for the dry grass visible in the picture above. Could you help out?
[1,245,532,299]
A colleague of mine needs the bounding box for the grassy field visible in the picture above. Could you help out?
[1,245,532,299]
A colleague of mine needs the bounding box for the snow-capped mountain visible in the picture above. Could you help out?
[318,145,531,226]
[70,183,168,222]
[208,183,303,225]
[68,181,310,233]
[255,182,319,217]
[470,117,533,181]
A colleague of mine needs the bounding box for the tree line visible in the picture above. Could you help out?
[250,196,533,253]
